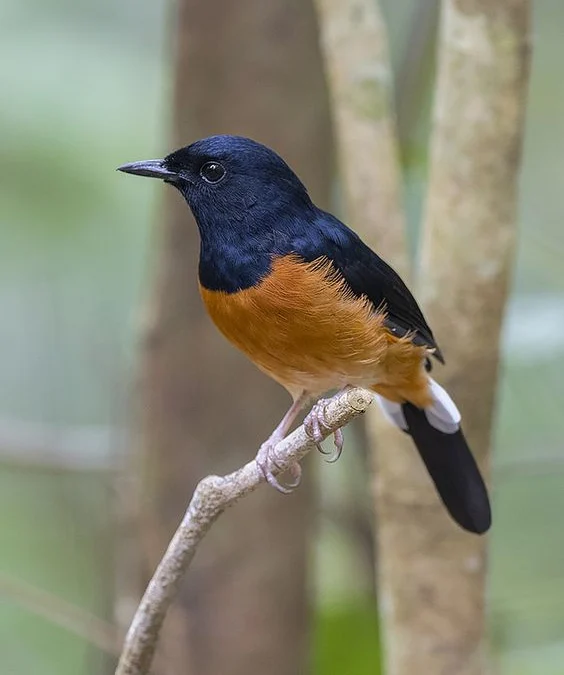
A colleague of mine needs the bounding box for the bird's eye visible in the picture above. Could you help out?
[200,161,226,184]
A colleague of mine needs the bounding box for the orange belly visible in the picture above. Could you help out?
[200,255,431,405]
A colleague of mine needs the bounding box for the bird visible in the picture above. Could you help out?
[118,134,491,535]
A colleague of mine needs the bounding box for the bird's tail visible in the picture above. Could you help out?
[376,378,491,534]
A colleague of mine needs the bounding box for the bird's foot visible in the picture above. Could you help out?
[256,436,302,494]
[304,396,345,463]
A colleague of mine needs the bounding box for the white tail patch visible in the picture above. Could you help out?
[425,378,461,433]
[375,395,408,431]
[375,378,461,434]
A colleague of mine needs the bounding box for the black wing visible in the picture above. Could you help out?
[307,210,444,363]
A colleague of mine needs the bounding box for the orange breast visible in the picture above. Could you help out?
[199,255,430,402]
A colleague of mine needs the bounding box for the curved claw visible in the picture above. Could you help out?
[304,405,323,443]
[305,397,346,463]
[257,445,302,494]
[323,427,344,463]
[304,400,329,443]
[286,462,302,488]
[258,462,295,494]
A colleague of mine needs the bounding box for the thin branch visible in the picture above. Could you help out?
[115,387,373,675]
[0,571,119,655]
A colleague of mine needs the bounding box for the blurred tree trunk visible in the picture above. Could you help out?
[314,0,408,274]
[313,5,410,619]
[134,2,332,674]
[395,0,440,161]
[377,2,531,675]
[315,1,530,674]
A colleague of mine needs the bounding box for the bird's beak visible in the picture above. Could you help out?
[117,159,178,180]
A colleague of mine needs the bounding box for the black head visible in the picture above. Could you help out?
[118,135,320,291]
[117,135,313,230]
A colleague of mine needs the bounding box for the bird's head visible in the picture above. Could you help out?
[118,135,313,232]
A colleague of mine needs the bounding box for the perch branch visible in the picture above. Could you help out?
[115,387,373,675]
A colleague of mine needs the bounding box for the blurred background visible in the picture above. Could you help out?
[0,0,562,673]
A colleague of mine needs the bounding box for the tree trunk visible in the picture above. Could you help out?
[135,2,332,674]
[376,2,531,674]
[315,1,530,674]
[314,0,408,274]
[312,1,417,627]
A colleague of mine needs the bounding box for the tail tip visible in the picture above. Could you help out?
[464,505,492,535]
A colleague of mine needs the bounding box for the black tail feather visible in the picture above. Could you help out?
[402,403,491,534]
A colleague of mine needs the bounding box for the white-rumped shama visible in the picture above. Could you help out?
[119,135,491,534]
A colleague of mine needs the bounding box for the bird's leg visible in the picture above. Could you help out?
[256,391,311,494]
[304,388,350,463]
